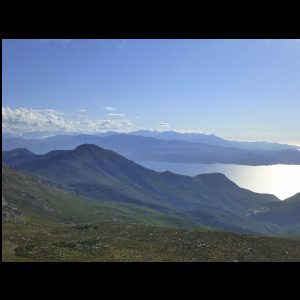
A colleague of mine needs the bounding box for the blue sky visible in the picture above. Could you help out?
[2,39,300,145]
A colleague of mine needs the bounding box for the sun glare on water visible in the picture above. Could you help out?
[267,164,300,200]
[140,162,300,201]
[227,164,300,200]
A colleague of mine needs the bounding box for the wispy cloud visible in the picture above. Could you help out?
[103,106,118,111]
[106,113,125,117]
[82,119,133,133]
[159,122,170,129]
[77,109,87,113]
[174,129,211,134]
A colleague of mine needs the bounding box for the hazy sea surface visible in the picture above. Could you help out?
[138,162,300,200]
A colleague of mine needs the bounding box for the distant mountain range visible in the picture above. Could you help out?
[4,130,298,151]
[132,130,299,151]
[3,133,300,166]
[3,144,300,235]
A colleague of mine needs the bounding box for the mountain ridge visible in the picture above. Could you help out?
[3,134,300,166]
[132,130,298,150]
[3,144,288,235]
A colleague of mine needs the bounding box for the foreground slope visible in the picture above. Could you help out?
[3,145,283,235]
[3,165,300,262]
[4,216,300,262]
[3,221,300,262]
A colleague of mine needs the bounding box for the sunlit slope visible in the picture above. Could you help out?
[3,219,300,262]
[2,164,199,228]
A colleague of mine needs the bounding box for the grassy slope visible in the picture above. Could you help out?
[2,164,202,228]
[3,165,300,262]
[3,220,300,262]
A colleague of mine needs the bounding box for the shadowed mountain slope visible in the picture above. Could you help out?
[3,144,285,234]
[249,193,300,232]
[2,164,199,228]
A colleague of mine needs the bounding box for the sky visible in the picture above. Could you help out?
[2,39,300,145]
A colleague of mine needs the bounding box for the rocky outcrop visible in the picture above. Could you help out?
[2,195,24,221]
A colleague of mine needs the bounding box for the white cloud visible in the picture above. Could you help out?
[106,113,125,117]
[103,106,118,111]
[77,109,87,113]
[80,119,133,133]
[2,106,133,136]
[2,107,73,134]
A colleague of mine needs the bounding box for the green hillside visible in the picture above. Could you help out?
[3,145,284,235]
[249,193,300,233]
[3,164,300,262]
[4,218,300,262]
[2,164,200,228]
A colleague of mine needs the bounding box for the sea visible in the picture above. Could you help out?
[138,161,300,200]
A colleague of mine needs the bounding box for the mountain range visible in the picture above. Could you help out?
[3,132,300,166]
[132,130,299,151]
[3,144,300,235]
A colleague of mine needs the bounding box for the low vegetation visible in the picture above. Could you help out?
[3,220,300,262]
[3,164,300,262]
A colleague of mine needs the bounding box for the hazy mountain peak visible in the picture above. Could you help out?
[74,143,104,152]
[194,172,238,186]
[195,172,228,179]
[3,148,35,157]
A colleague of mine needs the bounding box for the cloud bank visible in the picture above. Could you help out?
[2,107,72,134]
[2,107,133,137]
